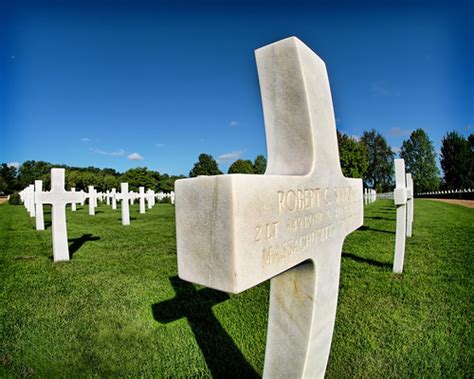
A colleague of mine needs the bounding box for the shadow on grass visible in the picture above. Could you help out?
[358,225,395,234]
[116,217,137,221]
[365,216,395,221]
[68,234,100,258]
[342,252,392,269]
[152,276,259,378]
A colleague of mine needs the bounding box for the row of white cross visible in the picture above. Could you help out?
[417,188,472,195]
[19,169,175,261]
[364,188,376,204]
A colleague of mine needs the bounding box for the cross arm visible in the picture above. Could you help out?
[176,174,362,294]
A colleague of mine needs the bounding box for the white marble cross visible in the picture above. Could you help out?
[28,184,36,217]
[111,188,117,210]
[138,187,146,214]
[35,168,83,262]
[106,190,110,206]
[175,37,363,378]
[87,186,97,216]
[71,188,78,211]
[34,180,45,231]
[406,173,414,237]
[116,183,131,225]
[393,159,408,273]
[146,189,154,209]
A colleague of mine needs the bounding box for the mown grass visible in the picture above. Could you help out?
[0,199,472,377]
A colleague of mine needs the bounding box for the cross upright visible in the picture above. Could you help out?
[35,168,83,262]
[406,173,414,237]
[116,182,132,225]
[138,187,146,214]
[175,37,363,378]
[146,189,154,209]
[111,188,117,210]
[28,184,36,217]
[71,188,78,211]
[34,180,45,230]
[87,185,97,216]
[393,159,408,273]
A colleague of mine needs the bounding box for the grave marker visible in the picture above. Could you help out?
[87,186,97,216]
[393,159,407,273]
[34,180,45,231]
[35,168,83,261]
[71,188,77,211]
[406,173,413,237]
[175,37,363,378]
[116,183,131,225]
[139,187,146,214]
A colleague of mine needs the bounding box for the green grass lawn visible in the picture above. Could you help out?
[0,199,472,377]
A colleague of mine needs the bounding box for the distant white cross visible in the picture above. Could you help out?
[34,180,45,230]
[138,187,146,214]
[111,188,117,210]
[175,37,363,378]
[71,188,78,211]
[87,186,97,216]
[35,168,83,261]
[393,159,408,273]
[406,173,414,237]
[116,183,132,225]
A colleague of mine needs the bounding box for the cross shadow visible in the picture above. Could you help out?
[151,276,259,378]
[358,225,395,234]
[342,251,392,269]
[365,216,395,221]
[68,234,100,258]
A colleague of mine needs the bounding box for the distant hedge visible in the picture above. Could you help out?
[8,193,21,205]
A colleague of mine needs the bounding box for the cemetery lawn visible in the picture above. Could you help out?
[0,200,472,378]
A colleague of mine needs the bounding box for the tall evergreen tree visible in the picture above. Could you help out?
[360,129,394,191]
[189,154,222,177]
[399,128,440,193]
[337,131,368,179]
[253,155,267,174]
[440,131,473,189]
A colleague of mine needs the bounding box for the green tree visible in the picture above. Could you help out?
[16,161,52,189]
[440,131,473,189]
[253,155,267,174]
[189,154,222,177]
[228,159,254,174]
[337,131,368,178]
[360,129,395,191]
[399,128,440,193]
[119,168,158,191]
[103,174,118,190]
[0,163,18,193]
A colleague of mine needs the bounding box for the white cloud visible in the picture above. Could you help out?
[155,143,165,147]
[93,148,126,156]
[217,150,243,163]
[128,152,144,161]
[80,137,91,142]
[7,162,20,169]
[389,127,411,137]
[392,146,401,154]
[229,121,239,128]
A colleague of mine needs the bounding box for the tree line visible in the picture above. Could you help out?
[0,162,185,194]
[187,129,473,193]
[1,129,472,196]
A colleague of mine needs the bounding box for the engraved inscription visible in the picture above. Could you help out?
[258,185,360,266]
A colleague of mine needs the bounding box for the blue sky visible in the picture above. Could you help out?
[1,0,472,175]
